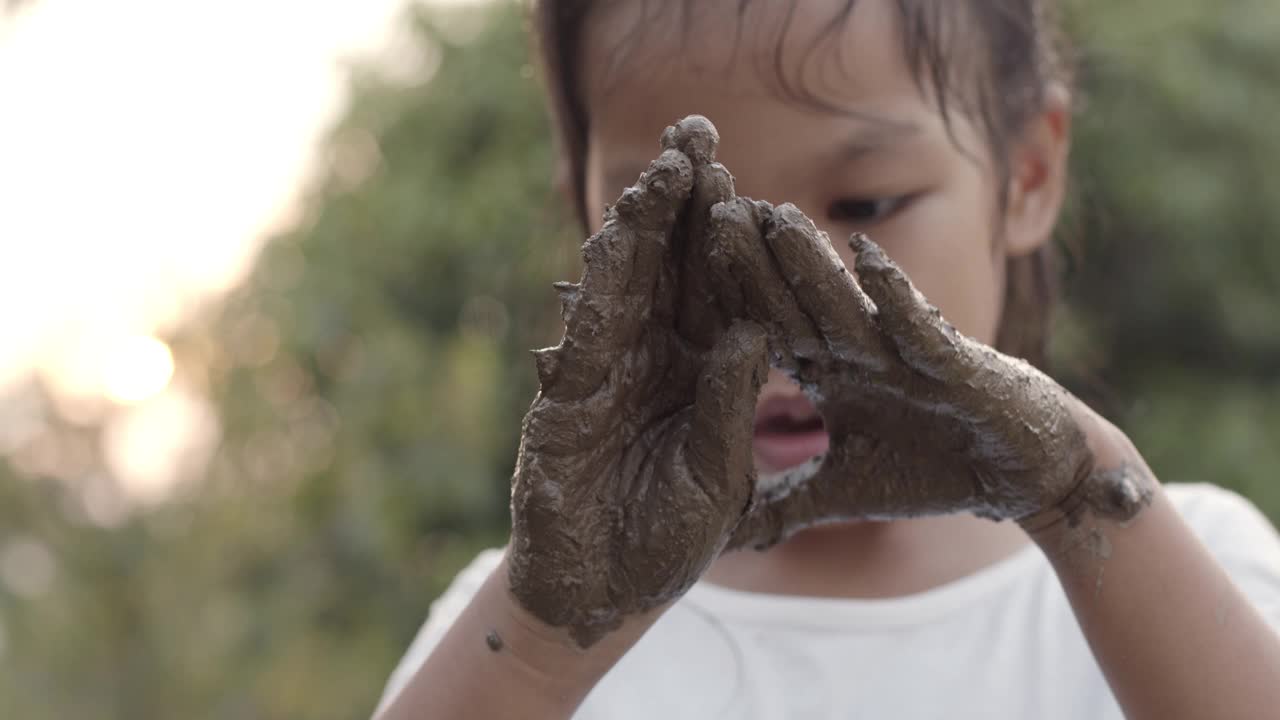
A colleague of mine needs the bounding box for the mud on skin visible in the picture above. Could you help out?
[710,201,1155,551]
[508,116,769,648]
[507,115,1154,648]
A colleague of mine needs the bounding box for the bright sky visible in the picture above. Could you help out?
[0,0,490,505]
[0,0,484,396]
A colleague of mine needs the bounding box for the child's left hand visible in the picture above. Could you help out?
[703,199,1154,550]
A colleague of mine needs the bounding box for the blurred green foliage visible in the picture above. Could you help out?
[1061,0,1280,514]
[0,1,1276,717]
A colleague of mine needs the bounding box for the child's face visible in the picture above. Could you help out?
[577,0,1067,473]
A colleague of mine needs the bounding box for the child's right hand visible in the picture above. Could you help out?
[507,119,769,649]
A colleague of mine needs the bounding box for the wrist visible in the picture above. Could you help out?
[1019,399,1156,546]
[378,552,661,720]
[1063,395,1143,472]
[488,551,664,696]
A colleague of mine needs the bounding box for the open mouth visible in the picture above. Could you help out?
[752,394,830,474]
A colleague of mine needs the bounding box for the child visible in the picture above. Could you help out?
[375,1,1280,717]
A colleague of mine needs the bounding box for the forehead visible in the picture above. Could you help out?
[581,0,923,118]
[576,0,991,196]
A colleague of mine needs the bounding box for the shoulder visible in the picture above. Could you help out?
[374,548,505,717]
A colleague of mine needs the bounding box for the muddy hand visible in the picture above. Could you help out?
[709,203,1155,551]
[508,117,769,648]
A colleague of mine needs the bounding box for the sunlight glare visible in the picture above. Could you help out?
[0,0,421,393]
[102,335,174,404]
[101,384,221,505]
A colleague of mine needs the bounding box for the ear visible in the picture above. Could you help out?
[1002,83,1072,258]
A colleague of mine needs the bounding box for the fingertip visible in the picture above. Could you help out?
[763,203,831,267]
[851,234,910,310]
[850,233,891,275]
[661,115,719,165]
[751,199,775,224]
[709,198,770,282]
[768,202,811,231]
[847,235,964,380]
[615,149,694,230]
[708,197,756,240]
[693,163,735,207]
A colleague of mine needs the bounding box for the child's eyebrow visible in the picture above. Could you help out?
[827,116,921,164]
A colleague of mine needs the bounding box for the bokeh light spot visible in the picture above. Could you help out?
[102,335,174,404]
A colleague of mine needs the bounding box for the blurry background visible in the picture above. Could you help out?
[0,0,1276,717]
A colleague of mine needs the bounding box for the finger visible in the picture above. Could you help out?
[674,162,736,346]
[691,163,734,215]
[851,233,972,383]
[517,385,621,456]
[661,114,719,167]
[706,202,748,320]
[655,116,727,338]
[726,462,827,551]
[707,198,825,365]
[685,320,769,513]
[730,419,874,551]
[543,149,694,399]
[763,205,888,369]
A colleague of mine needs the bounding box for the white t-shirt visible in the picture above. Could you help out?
[376,484,1280,719]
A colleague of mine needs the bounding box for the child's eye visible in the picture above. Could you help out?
[826,196,910,225]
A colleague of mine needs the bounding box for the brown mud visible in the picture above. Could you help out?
[485,630,504,652]
[702,165,1155,552]
[508,117,769,648]
[507,115,1154,648]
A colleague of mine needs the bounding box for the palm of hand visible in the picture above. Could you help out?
[508,120,767,647]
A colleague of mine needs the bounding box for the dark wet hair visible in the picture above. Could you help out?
[531,0,1073,369]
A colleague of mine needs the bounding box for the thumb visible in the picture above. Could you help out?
[686,320,769,516]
